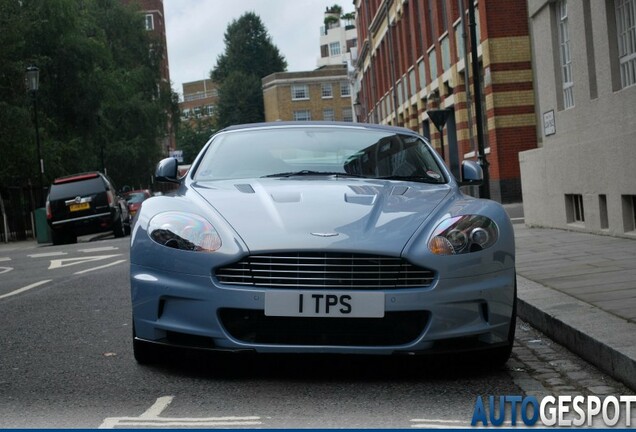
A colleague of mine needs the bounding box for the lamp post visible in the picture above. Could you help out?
[26,65,44,207]
[467,2,490,199]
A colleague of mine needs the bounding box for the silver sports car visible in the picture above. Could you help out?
[130,122,516,365]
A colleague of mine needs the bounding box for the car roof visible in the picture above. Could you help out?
[218,121,420,136]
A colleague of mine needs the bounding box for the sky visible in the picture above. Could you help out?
[164,0,353,98]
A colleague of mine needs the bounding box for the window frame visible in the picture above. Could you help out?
[291,84,310,101]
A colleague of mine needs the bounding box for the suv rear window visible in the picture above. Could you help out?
[49,177,106,200]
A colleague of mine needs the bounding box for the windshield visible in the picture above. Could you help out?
[192,127,447,183]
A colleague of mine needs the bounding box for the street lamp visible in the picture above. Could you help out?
[26,65,44,207]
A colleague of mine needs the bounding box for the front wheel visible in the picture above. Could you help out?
[113,215,125,238]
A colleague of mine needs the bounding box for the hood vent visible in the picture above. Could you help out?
[234,184,255,194]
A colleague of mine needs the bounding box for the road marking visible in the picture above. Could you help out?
[0,266,13,275]
[510,217,525,222]
[0,280,51,300]
[74,259,127,275]
[0,257,11,262]
[28,252,68,258]
[49,254,122,270]
[411,419,472,429]
[99,396,262,429]
[78,246,119,253]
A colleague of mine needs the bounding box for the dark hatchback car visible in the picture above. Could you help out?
[46,172,129,245]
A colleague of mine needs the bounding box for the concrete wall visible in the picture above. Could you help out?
[521,0,636,238]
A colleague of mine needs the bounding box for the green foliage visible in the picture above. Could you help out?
[211,12,286,129]
[0,0,176,190]
[326,4,343,15]
[176,118,215,165]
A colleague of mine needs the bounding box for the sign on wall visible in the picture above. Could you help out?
[543,110,556,136]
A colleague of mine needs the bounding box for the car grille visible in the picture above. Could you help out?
[214,252,435,289]
[219,308,430,346]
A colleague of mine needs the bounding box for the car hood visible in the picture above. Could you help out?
[191,179,451,254]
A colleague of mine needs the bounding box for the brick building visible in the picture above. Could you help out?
[179,79,218,125]
[123,0,175,152]
[353,0,537,202]
[263,65,354,122]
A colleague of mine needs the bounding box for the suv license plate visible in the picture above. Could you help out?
[265,290,384,318]
[69,202,90,212]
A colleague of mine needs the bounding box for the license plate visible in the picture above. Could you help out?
[265,290,385,318]
[69,202,90,212]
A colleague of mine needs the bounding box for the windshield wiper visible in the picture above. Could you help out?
[375,175,443,184]
[262,170,367,178]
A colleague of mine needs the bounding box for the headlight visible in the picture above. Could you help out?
[148,212,221,252]
[428,215,498,255]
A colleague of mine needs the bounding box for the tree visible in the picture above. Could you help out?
[0,0,175,191]
[176,118,215,165]
[211,12,286,128]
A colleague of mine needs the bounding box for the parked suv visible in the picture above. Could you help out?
[46,172,129,245]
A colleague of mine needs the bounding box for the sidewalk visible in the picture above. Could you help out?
[514,224,636,391]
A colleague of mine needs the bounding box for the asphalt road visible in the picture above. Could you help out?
[0,235,631,428]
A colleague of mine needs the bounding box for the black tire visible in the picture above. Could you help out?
[113,215,125,238]
[133,326,160,365]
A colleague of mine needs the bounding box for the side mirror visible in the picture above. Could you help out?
[155,158,179,183]
[458,160,483,186]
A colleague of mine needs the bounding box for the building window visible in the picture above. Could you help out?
[616,0,636,88]
[144,14,154,31]
[409,69,417,96]
[428,48,438,80]
[565,194,585,224]
[329,42,341,56]
[321,44,329,58]
[418,60,427,89]
[323,108,335,121]
[622,195,636,232]
[342,107,353,122]
[558,0,574,108]
[291,84,309,100]
[321,83,333,98]
[340,82,351,97]
[293,110,311,121]
[440,35,451,72]
[599,195,609,230]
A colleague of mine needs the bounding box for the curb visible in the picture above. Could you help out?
[516,275,636,391]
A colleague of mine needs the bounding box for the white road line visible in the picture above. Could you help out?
[74,259,126,275]
[140,396,174,418]
[510,217,525,221]
[77,246,119,253]
[49,254,122,270]
[99,396,262,429]
[0,280,51,300]
[28,252,68,258]
[0,257,11,262]
[0,266,13,275]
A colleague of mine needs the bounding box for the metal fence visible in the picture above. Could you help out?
[0,185,41,243]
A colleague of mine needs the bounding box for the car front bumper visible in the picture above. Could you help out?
[131,264,516,355]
